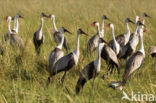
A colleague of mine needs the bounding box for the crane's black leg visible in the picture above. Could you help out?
[61,71,67,87]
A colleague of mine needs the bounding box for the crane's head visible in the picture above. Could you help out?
[48,14,55,20]
[143,12,151,18]
[12,14,24,20]
[135,16,142,23]
[106,23,114,28]
[102,15,110,21]
[41,12,49,18]
[125,18,135,24]
[90,21,99,27]
[137,21,146,27]
[5,16,12,22]
[60,27,72,34]
[78,28,88,36]
[17,14,24,18]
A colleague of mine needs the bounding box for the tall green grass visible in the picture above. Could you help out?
[0,0,156,102]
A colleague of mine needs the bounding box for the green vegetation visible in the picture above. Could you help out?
[0,0,155,102]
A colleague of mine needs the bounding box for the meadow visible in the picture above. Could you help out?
[0,0,156,102]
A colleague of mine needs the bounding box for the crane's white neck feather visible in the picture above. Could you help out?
[13,16,17,32]
[96,23,101,37]
[94,43,104,72]
[52,17,58,32]
[134,23,138,35]
[15,16,19,33]
[125,22,130,36]
[101,18,104,37]
[8,18,12,34]
[138,29,145,57]
[56,30,64,49]
[37,16,43,40]
[13,15,19,33]
[111,25,117,44]
[73,32,80,56]
[72,31,80,65]
[124,22,130,45]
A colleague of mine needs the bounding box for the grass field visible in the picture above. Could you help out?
[0,0,156,102]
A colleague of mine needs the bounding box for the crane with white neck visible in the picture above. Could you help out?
[12,14,23,34]
[107,23,120,55]
[109,18,135,49]
[87,21,100,53]
[4,14,23,42]
[48,27,71,83]
[51,29,88,86]
[49,14,70,50]
[109,27,146,90]
[101,15,110,37]
[33,12,49,54]
[87,16,109,53]
[118,19,144,60]
[76,38,106,94]
[6,16,24,51]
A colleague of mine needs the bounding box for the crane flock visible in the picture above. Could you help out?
[1,12,155,94]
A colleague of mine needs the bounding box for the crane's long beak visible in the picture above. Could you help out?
[129,19,135,24]
[47,15,52,19]
[99,38,108,44]
[19,15,24,18]
[103,39,108,44]
[42,13,49,18]
[81,30,88,36]
[146,15,152,18]
[106,17,110,21]
[64,28,72,34]
[90,23,95,27]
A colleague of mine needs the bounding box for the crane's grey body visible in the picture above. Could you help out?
[49,48,64,75]
[10,32,24,50]
[123,51,144,81]
[109,51,144,90]
[101,45,120,76]
[4,30,15,42]
[87,22,100,53]
[76,61,95,93]
[33,32,45,54]
[87,34,99,52]
[52,52,75,75]
[76,38,104,94]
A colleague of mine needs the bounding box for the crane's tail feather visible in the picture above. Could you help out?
[76,78,86,94]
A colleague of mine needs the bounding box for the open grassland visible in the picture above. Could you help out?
[0,0,156,102]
